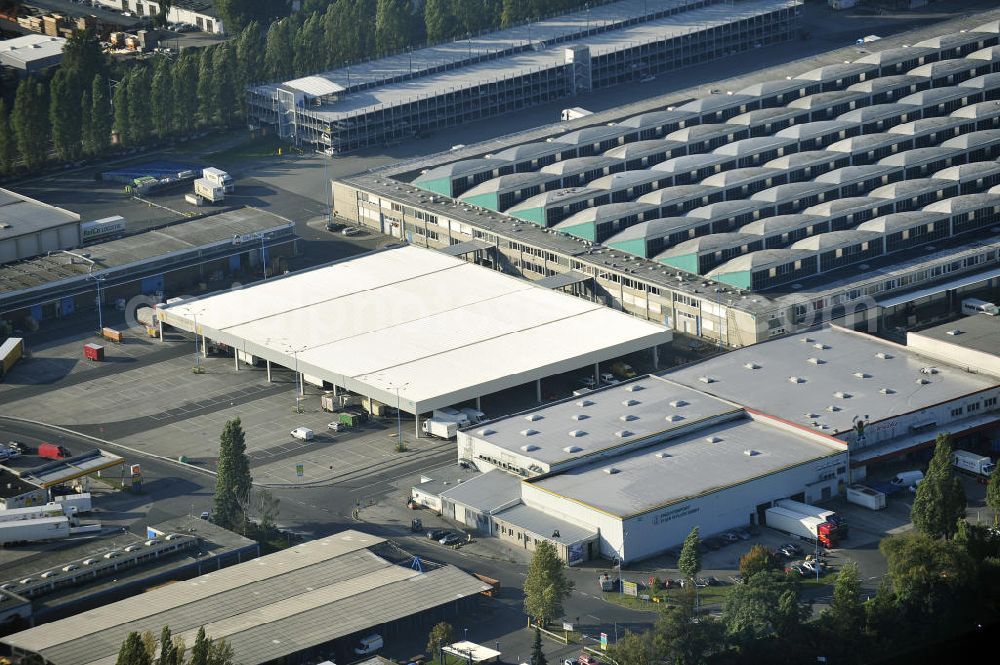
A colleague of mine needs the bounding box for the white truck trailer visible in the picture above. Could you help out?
[765,506,836,547]
[54,493,93,514]
[846,485,887,510]
[194,178,225,203]
[433,408,471,427]
[422,418,459,439]
[0,516,70,544]
[0,503,66,523]
[952,450,995,479]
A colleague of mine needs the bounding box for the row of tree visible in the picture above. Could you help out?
[116,626,232,665]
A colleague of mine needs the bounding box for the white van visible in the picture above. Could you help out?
[890,470,924,488]
[290,427,314,441]
[353,634,384,655]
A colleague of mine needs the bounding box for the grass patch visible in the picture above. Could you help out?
[602,585,729,610]
[203,135,289,165]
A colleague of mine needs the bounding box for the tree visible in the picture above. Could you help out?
[141,631,158,662]
[722,570,803,644]
[62,29,105,87]
[677,526,701,582]
[208,638,234,665]
[738,543,777,580]
[264,18,294,81]
[189,627,210,665]
[912,433,966,539]
[424,0,456,43]
[987,458,1000,526]
[157,626,176,665]
[257,488,280,540]
[822,560,863,639]
[608,631,655,665]
[113,74,131,146]
[90,74,112,154]
[523,540,574,626]
[128,67,153,145]
[50,68,82,161]
[426,621,454,659]
[153,0,172,27]
[293,12,323,77]
[116,632,151,665]
[235,21,264,95]
[500,0,532,27]
[863,577,898,654]
[151,58,174,139]
[880,530,974,616]
[12,79,49,171]
[653,588,721,665]
[529,627,546,665]
[173,52,200,136]
[212,44,237,127]
[213,417,252,529]
[80,88,95,157]
[375,0,412,56]
[197,47,218,127]
[0,99,15,175]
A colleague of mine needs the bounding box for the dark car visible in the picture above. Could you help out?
[7,440,28,453]
[326,222,346,232]
[779,543,803,557]
[426,529,448,540]
[439,532,463,546]
[703,537,724,551]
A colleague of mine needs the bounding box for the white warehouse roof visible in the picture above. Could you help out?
[157,246,671,414]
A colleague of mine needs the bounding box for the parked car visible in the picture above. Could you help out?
[0,448,20,461]
[801,560,825,576]
[328,421,344,432]
[579,376,597,389]
[426,529,448,540]
[722,532,740,543]
[326,222,345,232]
[342,227,362,236]
[353,634,383,656]
[200,511,210,520]
[439,532,462,546]
[779,543,802,557]
[599,372,618,385]
[728,575,744,585]
[290,427,314,441]
[704,576,722,586]
[7,440,28,453]
[784,562,807,576]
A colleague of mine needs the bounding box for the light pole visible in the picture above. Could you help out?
[190,311,203,372]
[260,233,270,280]
[86,273,106,333]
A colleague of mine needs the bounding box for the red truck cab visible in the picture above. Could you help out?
[38,443,71,460]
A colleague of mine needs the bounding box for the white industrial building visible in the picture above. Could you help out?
[95,0,224,34]
[906,313,1000,379]
[157,245,672,432]
[0,35,66,75]
[0,188,81,264]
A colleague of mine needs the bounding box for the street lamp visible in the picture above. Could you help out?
[86,273,106,333]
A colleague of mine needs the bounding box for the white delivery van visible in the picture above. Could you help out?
[890,470,924,488]
[354,634,384,655]
[290,427,314,441]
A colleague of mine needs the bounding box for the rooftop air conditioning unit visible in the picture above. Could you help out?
[875,352,893,359]
[705,436,722,443]
[879,387,895,395]
[622,399,640,407]
[567,430,586,438]
[665,414,684,422]
[603,466,621,474]
[576,399,594,407]
[478,428,496,436]
[614,430,632,438]
[744,362,760,369]
[625,384,644,392]
[833,391,851,399]
[571,413,589,421]
[525,413,543,421]
[620,414,638,422]
[564,445,583,453]
[669,399,688,407]
[788,376,805,384]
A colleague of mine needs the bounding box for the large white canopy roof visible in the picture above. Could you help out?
[158,246,671,413]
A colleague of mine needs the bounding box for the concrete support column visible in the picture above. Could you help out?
[415,414,421,437]
[475,396,481,410]
[298,373,304,396]
[158,319,163,342]
[266,360,272,382]
[652,344,659,370]
[234,352,239,371]
[200,335,207,358]
[594,362,599,384]
[536,379,542,403]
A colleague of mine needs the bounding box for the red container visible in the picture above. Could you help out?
[38,442,70,460]
[83,343,105,361]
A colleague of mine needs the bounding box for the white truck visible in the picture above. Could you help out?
[194,178,225,203]
[561,107,593,121]
[81,216,126,243]
[459,407,487,424]
[846,485,887,510]
[422,418,459,439]
[0,503,66,523]
[764,506,836,547]
[0,516,70,545]
[891,470,924,488]
[54,493,93,514]
[961,298,999,316]
[952,450,995,479]
[202,167,234,193]
[433,408,471,427]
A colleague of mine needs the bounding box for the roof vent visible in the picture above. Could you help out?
[625,383,644,392]
[520,444,540,452]
[698,376,715,383]
[520,428,539,436]
[807,357,825,365]
[654,452,671,459]
[567,430,586,438]
[705,436,722,443]
[620,414,638,422]
[615,430,633,438]
[879,387,895,395]
[813,343,828,350]
[478,428,496,436]
[622,399,640,407]
[875,352,893,360]
[571,413,589,421]
[669,399,688,407]
[916,377,930,385]
[853,372,870,379]
[946,329,963,336]
[744,362,760,369]
[576,399,594,407]
[563,445,583,453]
[665,414,684,422]
[920,367,939,375]
[833,391,851,399]
[743,449,760,456]
[788,376,805,384]
[827,405,842,412]
[603,467,621,474]
[525,413,543,422]
[800,337,814,343]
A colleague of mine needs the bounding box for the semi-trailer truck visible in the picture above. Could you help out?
[38,443,71,460]
[193,178,225,203]
[0,516,70,545]
[952,450,995,481]
[0,503,66,523]
[846,485,887,510]
[422,419,459,440]
[764,506,837,548]
[774,498,848,536]
[54,493,93,514]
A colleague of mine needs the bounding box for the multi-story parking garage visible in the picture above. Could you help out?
[247,0,801,152]
[333,13,1000,346]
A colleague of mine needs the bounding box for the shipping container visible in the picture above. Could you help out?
[80,216,126,243]
[102,327,123,343]
[0,516,70,544]
[0,503,65,523]
[0,337,24,381]
[194,178,224,203]
[846,485,886,510]
[83,343,105,361]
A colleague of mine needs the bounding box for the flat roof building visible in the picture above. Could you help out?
[0,35,66,75]
[0,188,80,264]
[157,245,671,427]
[907,313,1000,378]
[1,530,489,665]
